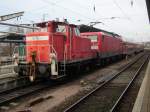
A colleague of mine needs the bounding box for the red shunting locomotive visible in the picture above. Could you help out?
[15,21,97,81]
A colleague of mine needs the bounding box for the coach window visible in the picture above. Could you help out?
[74,28,80,36]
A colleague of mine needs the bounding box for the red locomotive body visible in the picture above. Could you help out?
[81,32,123,59]
[17,21,97,81]
[26,32,51,63]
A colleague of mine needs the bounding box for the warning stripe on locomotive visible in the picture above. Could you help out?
[26,36,49,41]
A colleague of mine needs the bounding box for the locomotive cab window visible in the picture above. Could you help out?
[40,27,48,32]
[74,28,80,36]
[87,35,98,42]
[56,25,66,33]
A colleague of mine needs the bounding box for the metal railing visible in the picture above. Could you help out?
[12,44,58,63]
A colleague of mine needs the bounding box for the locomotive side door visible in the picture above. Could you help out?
[72,27,81,59]
[101,34,105,57]
[64,26,73,61]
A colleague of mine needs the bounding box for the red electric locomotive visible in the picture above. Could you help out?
[15,20,97,81]
[81,32,123,64]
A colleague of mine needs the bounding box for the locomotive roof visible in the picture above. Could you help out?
[82,32,122,39]
[79,24,120,36]
[36,20,77,27]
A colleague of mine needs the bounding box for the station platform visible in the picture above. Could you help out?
[132,60,150,112]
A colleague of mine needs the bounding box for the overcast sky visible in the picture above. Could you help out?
[0,0,150,42]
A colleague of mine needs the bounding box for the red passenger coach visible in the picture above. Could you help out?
[16,21,97,81]
[123,42,144,56]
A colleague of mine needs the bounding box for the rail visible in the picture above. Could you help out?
[63,53,146,112]
[132,55,150,112]
[109,55,149,112]
[0,77,49,106]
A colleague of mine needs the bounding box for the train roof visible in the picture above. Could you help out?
[78,24,121,37]
[36,20,77,28]
[81,32,122,40]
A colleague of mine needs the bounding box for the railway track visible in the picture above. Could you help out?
[0,76,30,91]
[0,80,50,107]
[0,53,146,111]
[110,55,149,112]
[63,53,149,112]
[0,75,62,108]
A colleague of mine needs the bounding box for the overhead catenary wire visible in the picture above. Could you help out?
[40,0,95,22]
[112,0,133,22]
[112,0,147,41]
[64,0,104,22]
